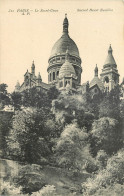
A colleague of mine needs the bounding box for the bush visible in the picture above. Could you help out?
[31,185,57,196]
[90,117,123,156]
[82,149,124,195]
[55,123,91,171]
[0,181,24,196]
[94,184,124,196]
[96,150,108,169]
[6,108,53,163]
[15,164,46,194]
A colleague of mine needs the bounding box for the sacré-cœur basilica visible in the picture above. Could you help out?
[15,14,123,98]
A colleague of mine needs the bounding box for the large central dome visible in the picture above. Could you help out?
[50,34,79,57]
[47,15,82,85]
[50,14,80,58]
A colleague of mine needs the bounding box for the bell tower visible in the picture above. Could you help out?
[100,45,119,92]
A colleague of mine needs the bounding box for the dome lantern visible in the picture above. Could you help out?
[63,14,69,34]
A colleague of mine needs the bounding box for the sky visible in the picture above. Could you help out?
[0,0,124,92]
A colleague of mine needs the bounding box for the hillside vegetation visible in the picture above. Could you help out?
[0,84,124,195]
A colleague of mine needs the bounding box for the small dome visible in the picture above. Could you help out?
[90,77,104,90]
[59,49,76,78]
[59,60,76,78]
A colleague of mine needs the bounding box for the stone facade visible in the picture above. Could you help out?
[15,15,121,96]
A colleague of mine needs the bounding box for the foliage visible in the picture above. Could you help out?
[21,88,49,108]
[16,172,46,194]
[99,86,121,120]
[88,91,104,119]
[6,108,55,163]
[0,112,13,157]
[84,159,98,174]
[96,150,108,169]
[52,94,94,130]
[0,83,10,109]
[0,83,8,94]
[31,185,57,196]
[47,86,60,102]
[2,82,124,195]
[0,181,24,196]
[21,86,59,109]
[11,92,22,111]
[90,117,123,156]
[82,149,124,195]
[54,123,93,171]
[94,184,124,196]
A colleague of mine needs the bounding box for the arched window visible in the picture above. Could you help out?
[53,72,55,80]
[104,76,109,83]
[57,71,59,77]
[50,73,51,82]
[65,81,68,86]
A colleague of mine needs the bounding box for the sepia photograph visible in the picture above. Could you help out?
[0,0,124,195]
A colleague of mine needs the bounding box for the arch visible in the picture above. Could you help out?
[104,76,109,83]
[53,72,55,80]
[50,73,51,81]
[57,71,59,77]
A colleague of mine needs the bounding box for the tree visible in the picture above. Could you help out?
[6,108,55,163]
[11,92,22,111]
[99,86,121,120]
[54,123,92,171]
[96,150,108,169]
[82,149,124,195]
[90,117,123,156]
[21,86,59,110]
[0,112,13,157]
[52,94,94,130]
[0,83,10,109]
[0,83,8,94]
[21,88,49,109]
[47,86,60,102]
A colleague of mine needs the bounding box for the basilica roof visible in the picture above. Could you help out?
[50,15,80,58]
[90,76,104,90]
[50,34,79,58]
[104,45,117,68]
